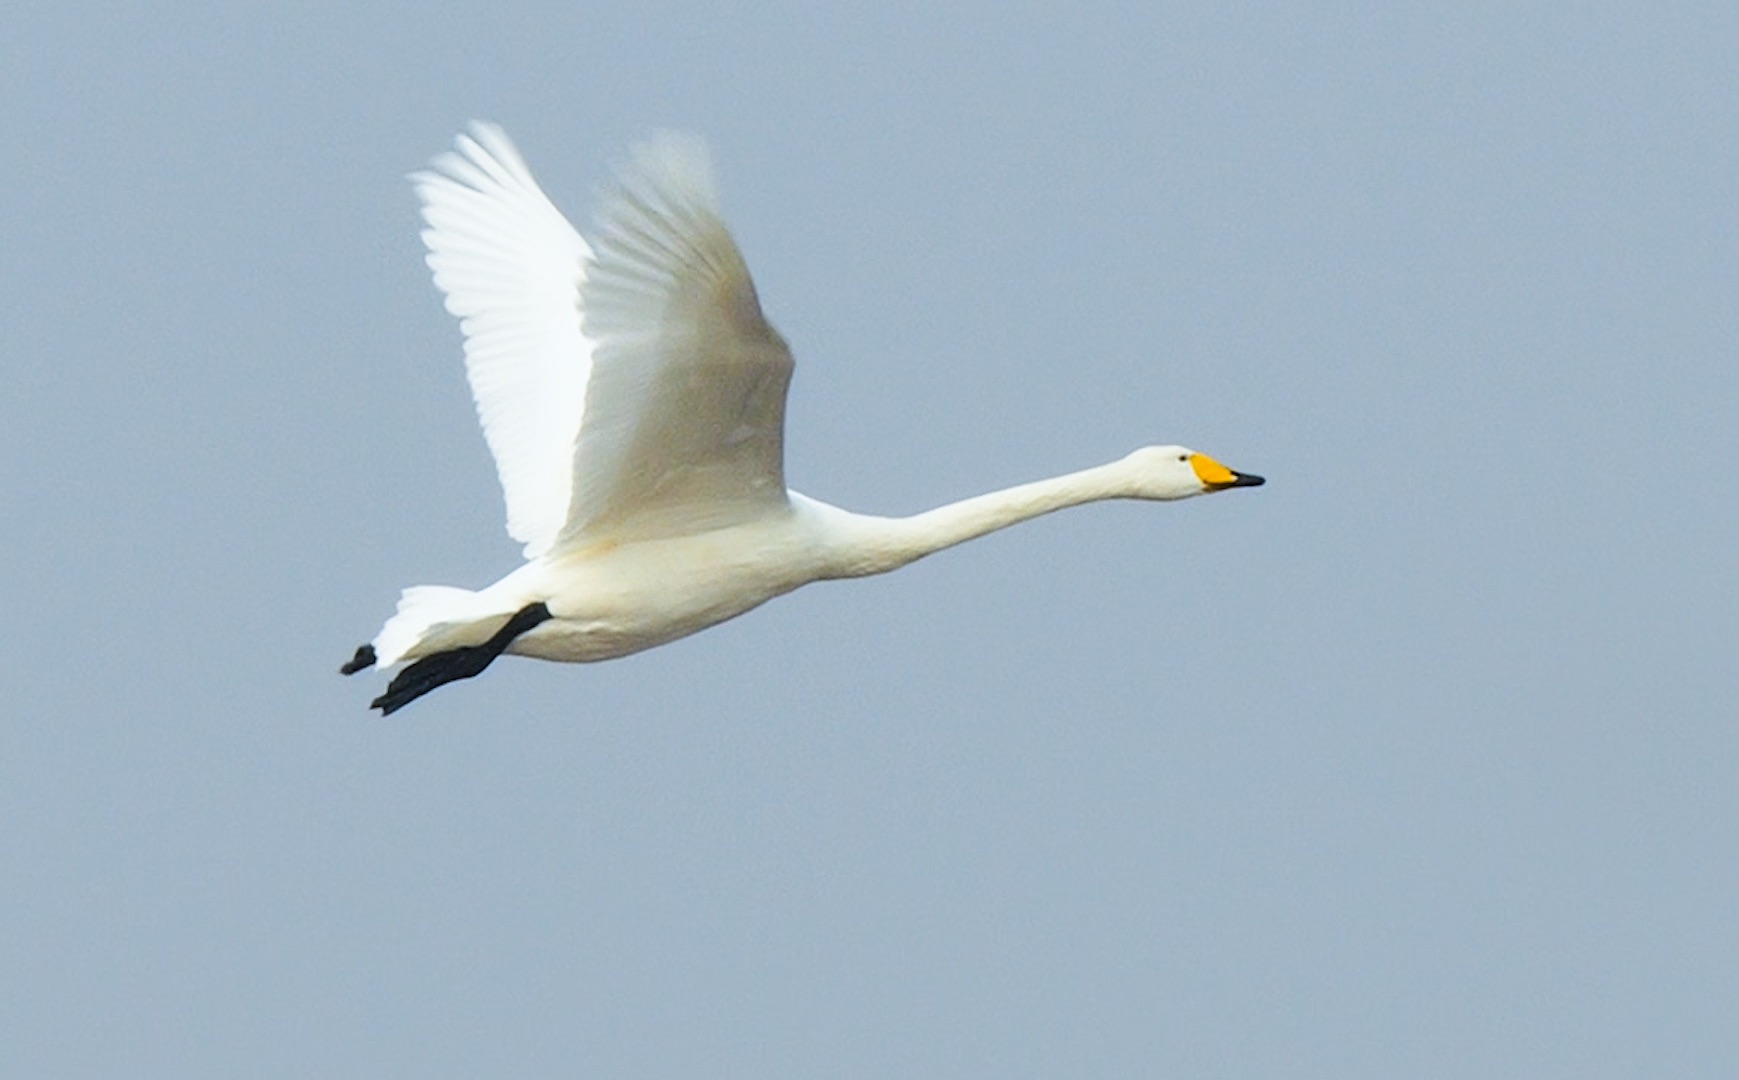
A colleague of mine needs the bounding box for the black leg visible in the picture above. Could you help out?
[369,602,552,716]
[340,644,377,675]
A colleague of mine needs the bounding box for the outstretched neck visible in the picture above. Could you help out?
[817,457,1143,578]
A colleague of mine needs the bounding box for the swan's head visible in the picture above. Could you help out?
[1123,445,1266,500]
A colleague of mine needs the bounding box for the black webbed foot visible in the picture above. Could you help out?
[369,602,552,716]
[340,644,377,675]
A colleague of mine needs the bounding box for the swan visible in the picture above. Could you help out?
[342,124,1264,714]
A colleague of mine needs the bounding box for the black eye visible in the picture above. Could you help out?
[1177,454,1188,462]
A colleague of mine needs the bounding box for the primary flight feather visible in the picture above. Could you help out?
[343,123,1264,714]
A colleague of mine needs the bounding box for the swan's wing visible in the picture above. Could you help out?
[554,134,794,546]
[412,123,592,559]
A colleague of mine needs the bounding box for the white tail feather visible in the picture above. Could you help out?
[372,585,516,666]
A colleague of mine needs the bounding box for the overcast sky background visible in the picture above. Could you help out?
[3,4,1735,1077]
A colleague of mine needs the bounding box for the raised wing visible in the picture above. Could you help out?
[555,134,795,546]
[412,124,592,559]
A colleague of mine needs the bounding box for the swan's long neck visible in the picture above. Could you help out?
[818,458,1143,578]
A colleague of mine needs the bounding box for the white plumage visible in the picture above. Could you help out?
[345,124,1264,714]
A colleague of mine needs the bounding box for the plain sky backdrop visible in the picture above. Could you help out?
[3,3,1735,1077]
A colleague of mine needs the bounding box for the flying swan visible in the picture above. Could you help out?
[343,124,1264,714]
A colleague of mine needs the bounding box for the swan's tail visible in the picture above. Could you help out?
[342,585,518,673]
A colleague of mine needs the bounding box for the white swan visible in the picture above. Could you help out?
[343,124,1264,714]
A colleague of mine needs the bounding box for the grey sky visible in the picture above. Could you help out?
[3,3,1735,1077]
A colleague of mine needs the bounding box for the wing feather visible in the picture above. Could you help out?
[555,134,795,545]
[412,123,592,558]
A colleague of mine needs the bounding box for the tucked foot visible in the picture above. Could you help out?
[369,602,552,716]
[340,644,377,675]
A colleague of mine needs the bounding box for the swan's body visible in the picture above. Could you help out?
[344,125,1263,713]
